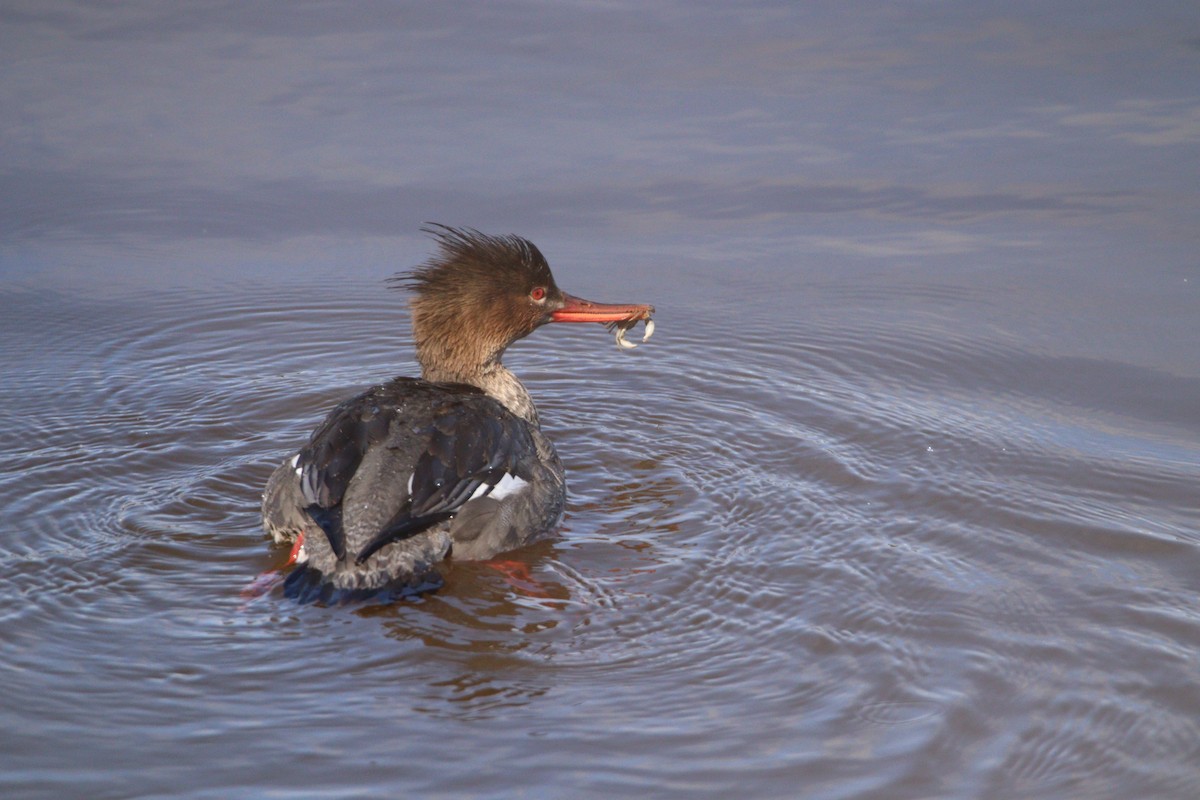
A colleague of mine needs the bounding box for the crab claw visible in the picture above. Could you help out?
[642,319,655,342]
[614,324,638,349]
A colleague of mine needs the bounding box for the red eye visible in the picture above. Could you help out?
[530,287,546,301]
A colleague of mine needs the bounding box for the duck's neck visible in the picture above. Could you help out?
[411,303,542,427]
[421,359,540,428]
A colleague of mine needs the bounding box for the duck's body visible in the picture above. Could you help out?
[262,226,653,602]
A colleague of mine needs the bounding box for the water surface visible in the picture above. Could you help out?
[2,3,1199,798]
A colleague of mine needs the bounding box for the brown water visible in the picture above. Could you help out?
[3,3,1199,799]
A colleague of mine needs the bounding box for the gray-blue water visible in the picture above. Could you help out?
[2,3,1198,798]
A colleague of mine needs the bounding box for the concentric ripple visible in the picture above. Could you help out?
[2,276,1198,798]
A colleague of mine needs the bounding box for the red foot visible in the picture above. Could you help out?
[286,531,306,566]
[239,533,305,603]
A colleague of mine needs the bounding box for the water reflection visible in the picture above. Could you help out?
[413,670,552,722]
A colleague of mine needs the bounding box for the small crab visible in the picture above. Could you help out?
[607,316,656,350]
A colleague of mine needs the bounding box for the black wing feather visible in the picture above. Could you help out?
[303,505,346,561]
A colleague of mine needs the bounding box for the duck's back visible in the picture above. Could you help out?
[262,376,565,601]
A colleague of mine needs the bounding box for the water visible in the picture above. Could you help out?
[2,3,1199,798]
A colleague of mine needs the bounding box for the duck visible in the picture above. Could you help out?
[261,225,655,602]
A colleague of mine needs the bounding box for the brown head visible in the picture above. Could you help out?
[395,225,654,383]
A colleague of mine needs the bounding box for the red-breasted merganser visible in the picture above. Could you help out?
[262,226,655,602]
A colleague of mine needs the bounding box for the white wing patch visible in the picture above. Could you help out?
[464,472,529,503]
[489,472,529,500]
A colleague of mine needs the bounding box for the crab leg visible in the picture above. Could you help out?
[613,317,655,350]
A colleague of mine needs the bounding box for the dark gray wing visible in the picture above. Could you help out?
[353,395,537,565]
[295,383,409,560]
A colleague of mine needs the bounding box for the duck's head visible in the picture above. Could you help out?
[396,225,655,381]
